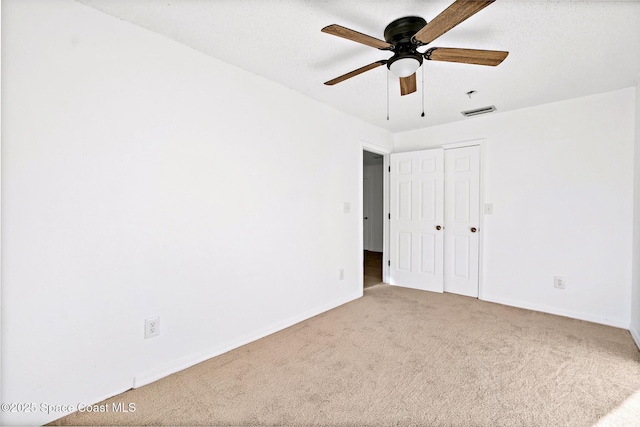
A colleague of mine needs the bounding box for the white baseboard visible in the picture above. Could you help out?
[631,325,640,350]
[481,294,629,329]
[133,291,362,388]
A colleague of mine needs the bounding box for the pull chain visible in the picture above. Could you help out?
[386,68,390,121]
[421,64,425,117]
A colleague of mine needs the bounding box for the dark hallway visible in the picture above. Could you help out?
[364,250,382,288]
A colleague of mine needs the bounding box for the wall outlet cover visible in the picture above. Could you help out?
[554,276,566,289]
[145,316,160,338]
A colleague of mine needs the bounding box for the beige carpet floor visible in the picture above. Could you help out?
[51,285,640,426]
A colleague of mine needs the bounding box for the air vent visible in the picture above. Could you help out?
[461,105,496,117]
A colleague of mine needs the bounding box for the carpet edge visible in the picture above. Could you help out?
[481,294,629,329]
[132,291,363,388]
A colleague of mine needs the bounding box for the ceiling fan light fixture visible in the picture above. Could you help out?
[388,57,421,78]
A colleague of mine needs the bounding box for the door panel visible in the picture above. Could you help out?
[398,181,412,220]
[454,180,470,221]
[397,232,412,271]
[444,146,480,297]
[453,235,470,278]
[420,233,436,273]
[389,149,444,292]
[421,181,436,220]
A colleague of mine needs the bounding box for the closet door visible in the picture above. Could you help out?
[444,146,480,297]
[389,148,444,292]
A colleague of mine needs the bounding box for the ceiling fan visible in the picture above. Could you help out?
[322,0,508,96]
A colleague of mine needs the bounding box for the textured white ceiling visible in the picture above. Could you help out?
[76,0,640,133]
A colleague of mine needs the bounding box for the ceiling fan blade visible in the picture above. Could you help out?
[324,60,387,86]
[413,0,495,45]
[425,47,508,66]
[322,24,394,50]
[399,73,417,96]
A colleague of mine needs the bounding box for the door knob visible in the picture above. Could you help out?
[470,227,477,233]
[435,225,442,230]
[364,217,368,220]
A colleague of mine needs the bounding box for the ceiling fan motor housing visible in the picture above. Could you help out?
[383,16,427,45]
[384,16,427,71]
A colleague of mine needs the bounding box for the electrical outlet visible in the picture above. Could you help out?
[339,269,344,280]
[145,316,160,338]
[554,276,566,290]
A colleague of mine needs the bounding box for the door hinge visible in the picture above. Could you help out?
[388,260,391,266]
[388,213,391,220]
[388,166,391,172]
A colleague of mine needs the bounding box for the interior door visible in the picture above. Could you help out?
[389,148,444,292]
[444,146,480,297]
[363,176,372,251]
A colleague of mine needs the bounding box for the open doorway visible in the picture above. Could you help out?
[363,150,384,288]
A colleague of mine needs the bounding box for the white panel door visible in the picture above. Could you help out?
[444,146,480,297]
[389,148,444,292]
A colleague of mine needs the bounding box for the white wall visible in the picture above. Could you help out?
[0,0,392,424]
[395,89,635,328]
[631,77,640,348]
[363,161,384,252]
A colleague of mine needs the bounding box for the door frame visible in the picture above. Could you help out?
[362,176,372,251]
[358,138,484,296]
[360,141,391,286]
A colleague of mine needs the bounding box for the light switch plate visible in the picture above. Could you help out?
[484,203,494,215]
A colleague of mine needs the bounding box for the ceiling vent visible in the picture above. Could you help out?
[461,105,496,117]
